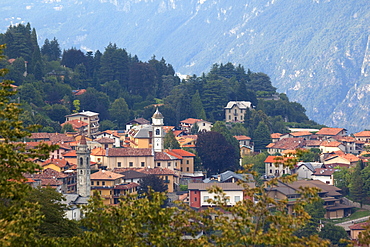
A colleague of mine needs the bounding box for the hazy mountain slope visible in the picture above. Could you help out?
[1,0,369,132]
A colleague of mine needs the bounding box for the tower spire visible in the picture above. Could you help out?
[76,135,91,197]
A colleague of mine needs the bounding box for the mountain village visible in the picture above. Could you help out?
[18,100,370,243]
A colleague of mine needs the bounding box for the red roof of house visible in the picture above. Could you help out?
[138,167,177,176]
[265,155,294,163]
[42,159,69,168]
[290,131,312,137]
[114,182,139,190]
[180,118,202,125]
[349,222,369,230]
[354,131,370,137]
[173,130,184,137]
[90,170,124,180]
[96,137,115,144]
[267,138,305,150]
[91,147,106,156]
[61,119,88,130]
[234,135,251,141]
[73,89,86,96]
[313,168,336,176]
[62,150,77,157]
[106,148,153,157]
[155,152,174,161]
[167,149,196,157]
[271,133,283,139]
[320,141,342,147]
[316,128,345,136]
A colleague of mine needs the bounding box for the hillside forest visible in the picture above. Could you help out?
[0,23,323,137]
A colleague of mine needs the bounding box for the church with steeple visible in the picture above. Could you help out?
[151,108,164,153]
[76,135,91,198]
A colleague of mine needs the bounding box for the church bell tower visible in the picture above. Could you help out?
[76,135,91,197]
[152,108,164,152]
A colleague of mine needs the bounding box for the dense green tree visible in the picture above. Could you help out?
[319,223,349,247]
[18,83,44,106]
[242,152,268,176]
[41,38,61,61]
[197,131,239,175]
[138,175,168,194]
[99,43,129,86]
[253,122,271,152]
[77,87,110,119]
[164,131,180,149]
[333,167,351,195]
[61,123,75,133]
[99,119,117,131]
[24,187,81,238]
[191,90,206,119]
[61,48,86,70]
[202,78,228,121]
[48,104,70,123]
[109,98,130,129]
[0,44,56,246]
[350,162,365,206]
[229,123,248,136]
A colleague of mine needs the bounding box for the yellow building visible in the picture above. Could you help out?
[90,170,124,205]
[127,125,153,148]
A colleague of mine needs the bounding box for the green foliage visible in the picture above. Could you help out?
[61,123,75,133]
[164,130,180,149]
[319,223,349,247]
[138,174,168,194]
[350,162,365,206]
[242,152,268,176]
[24,187,81,238]
[197,131,239,175]
[109,98,130,129]
[0,44,57,246]
[253,122,272,152]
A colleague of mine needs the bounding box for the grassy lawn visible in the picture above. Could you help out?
[327,209,370,224]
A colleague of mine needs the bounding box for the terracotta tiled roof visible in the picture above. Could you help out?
[271,133,283,139]
[90,170,124,180]
[62,150,77,157]
[268,138,305,150]
[320,141,342,147]
[61,119,88,130]
[354,131,370,137]
[234,135,251,141]
[180,118,202,125]
[155,152,173,161]
[316,128,345,136]
[58,143,72,150]
[290,131,312,137]
[173,130,184,137]
[167,149,196,157]
[138,167,177,176]
[42,159,69,168]
[349,222,369,230]
[313,168,337,176]
[265,156,294,163]
[41,178,63,186]
[48,133,75,143]
[106,148,153,157]
[96,137,115,144]
[114,182,139,190]
[305,140,322,147]
[31,133,52,139]
[24,141,53,149]
[266,143,275,148]
[73,89,86,96]
[325,153,360,163]
[24,168,68,179]
[114,169,147,179]
[91,147,106,156]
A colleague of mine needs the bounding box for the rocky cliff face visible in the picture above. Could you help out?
[1,0,369,132]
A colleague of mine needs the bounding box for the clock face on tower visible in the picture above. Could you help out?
[154,138,160,147]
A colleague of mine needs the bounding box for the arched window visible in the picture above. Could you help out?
[156,129,160,135]
[80,157,83,166]
[86,157,89,165]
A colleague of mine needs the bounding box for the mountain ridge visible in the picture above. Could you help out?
[1,0,369,132]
